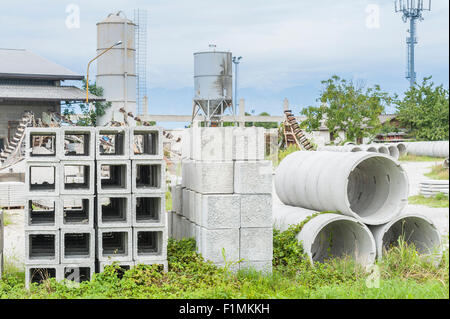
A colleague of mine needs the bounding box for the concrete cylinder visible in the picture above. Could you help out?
[407,141,449,158]
[376,145,389,155]
[396,143,407,157]
[275,151,409,225]
[273,204,376,265]
[360,145,378,153]
[317,145,362,152]
[369,214,442,259]
[386,145,400,160]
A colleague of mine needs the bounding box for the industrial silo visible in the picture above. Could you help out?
[193,50,233,125]
[96,12,136,126]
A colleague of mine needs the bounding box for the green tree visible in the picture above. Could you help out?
[245,112,278,129]
[395,76,449,141]
[300,75,392,143]
[63,79,111,126]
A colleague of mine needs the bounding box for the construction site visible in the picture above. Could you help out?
[0,1,449,301]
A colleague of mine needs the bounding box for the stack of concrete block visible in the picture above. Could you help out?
[1,210,3,278]
[96,127,167,272]
[24,127,96,288]
[170,126,273,272]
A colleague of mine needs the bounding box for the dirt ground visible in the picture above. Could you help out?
[2,160,449,271]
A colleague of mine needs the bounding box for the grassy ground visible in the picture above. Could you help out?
[166,190,172,212]
[1,211,12,226]
[409,193,449,208]
[1,229,448,299]
[399,154,446,162]
[424,164,449,180]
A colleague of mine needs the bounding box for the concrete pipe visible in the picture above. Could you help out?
[376,145,389,155]
[273,204,376,265]
[386,145,400,160]
[360,145,378,153]
[275,151,409,225]
[407,141,449,158]
[369,214,442,259]
[317,145,362,152]
[396,143,407,157]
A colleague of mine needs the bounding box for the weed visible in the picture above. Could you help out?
[408,194,449,208]
[424,164,449,180]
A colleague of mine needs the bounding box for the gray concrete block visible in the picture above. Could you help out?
[131,159,165,194]
[24,197,60,230]
[167,211,173,238]
[99,260,135,273]
[97,227,133,262]
[25,264,63,289]
[182,188,190,218]
[181,129,191,159]
[232,127,265,160]
[190,127,233,161]
[172,185,182,214]
[240,228,273,262]
[199,227,240,264]
[132,194,165,227]
[191,161,234,194]
[25,127,61,161]
[60,195,94,228]
[134,259,168,272]
[194,192,202,225]
[97,160,131,194]
[60,228,95,264]
[96,127,130,160]
[234,161,273,194]
[239,260,273,273]
[25,230,60,265]
[172,213,181,240]
[132,227,168,262]
[60,160,95,195]
[240,194,273,228]
[25,161,60,196]
[188,190,196,222]
[199,194,241,229]
[129,126,163,160]
[213,262,240,273]
[97,194,132,228]
[62,263,95,283]
[60,126,95,161]
[181,160,193,189]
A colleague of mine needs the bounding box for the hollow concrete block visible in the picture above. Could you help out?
[97,194,132,228]
[97,160,131,194]
[97,227,133,262]
[25,161,60,197]
[131,159,166,194]
[129,126,163,160]
[59,195,94,229]
[132,227,168,262]
[234,161,273,194]
[25,264,63,289]
[25,127,61,162]
[240,228,273,262]
[240,194,273,228]
[198,194,241,229]
[199,227,240,264]
[60,228,95,264]
[24,196,60,230]
[60,160,95,195]
[62,263,95,283]
[132,193,165,227]
[99,261,135,273]
[25,229,60,265]
[60,126,95,161]
[95,127,130,160]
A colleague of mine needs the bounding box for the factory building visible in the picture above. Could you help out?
[0,48,103,151]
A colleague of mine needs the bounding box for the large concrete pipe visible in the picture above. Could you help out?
[273,204,376,265]
[275,151,409,225]
[317,145,362,152]
[369,214,442,259]
[376,145,389,155]
[407,141,449,158]
[386,145,400,160]
[360,145,378,153]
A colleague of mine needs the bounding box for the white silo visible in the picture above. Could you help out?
[193,50,233,126]
[96,12,136,126]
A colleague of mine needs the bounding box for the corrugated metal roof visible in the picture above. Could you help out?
[0,85,104,102]
[0,48,83,80]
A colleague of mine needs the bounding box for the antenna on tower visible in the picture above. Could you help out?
[134,8,148,115]
[394,0,431,87]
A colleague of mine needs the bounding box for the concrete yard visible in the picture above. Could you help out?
[2,160,449,271]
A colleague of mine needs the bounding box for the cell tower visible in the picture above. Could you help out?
[134,8,148,115]
[395,0,431,87]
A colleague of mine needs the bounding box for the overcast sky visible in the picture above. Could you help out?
[0,0,448,125]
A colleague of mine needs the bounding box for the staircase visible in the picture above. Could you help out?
[282,110,314,151]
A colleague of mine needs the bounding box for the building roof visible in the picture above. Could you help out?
[0,48,84,80]
[0,85,104,102]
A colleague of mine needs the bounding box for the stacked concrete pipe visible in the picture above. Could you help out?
[317,145,363,152]
[273,204,376,266]
[275,151,409,225]
[385,145,400,160]
[370,214,442,260]
[394,143,407,157]
[406,141,449,158]
[360,145,378,153]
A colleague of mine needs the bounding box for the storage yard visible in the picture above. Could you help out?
[0,2,449,300]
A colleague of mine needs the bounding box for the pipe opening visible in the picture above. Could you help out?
[377,146,389,155]
[382,216,441,255]
[387,146,400,159]
[310,219,374,264]
[397,143,407,157]
[347,156,407,224]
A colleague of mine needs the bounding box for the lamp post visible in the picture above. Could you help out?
[232,56,242,114]
[86,40,122,105]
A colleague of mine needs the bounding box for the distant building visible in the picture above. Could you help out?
[0,48,103,150]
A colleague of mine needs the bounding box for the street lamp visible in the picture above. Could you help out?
[86,40,122,105]
[232,56,242,113]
